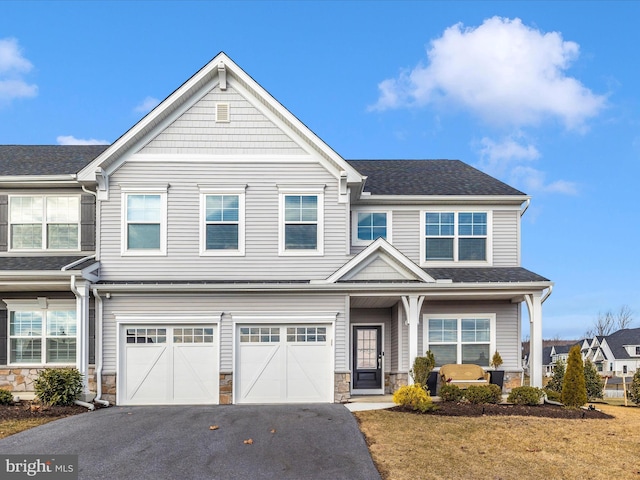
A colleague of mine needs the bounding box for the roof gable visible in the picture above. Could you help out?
[321,238,435,284]
[77,52,362,186]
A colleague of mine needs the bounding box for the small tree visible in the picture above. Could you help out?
[583,360,604,400]
[546,359,565,393]
[409,351,435,386]
[561,345,587,408]
[490,351,503,369]
[629,369,640,406]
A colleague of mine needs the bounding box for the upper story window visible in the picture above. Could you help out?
[121,185,167,256]
[199,187,245,256]
[421,211,491,265]
[423,315,496,368]
[278,186,324,256]
[7,301,76,365]
[352,211,391,246]
[9,196,79,250]
[635,346,640,356]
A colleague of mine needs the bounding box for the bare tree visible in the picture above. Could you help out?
[585,305,635,337]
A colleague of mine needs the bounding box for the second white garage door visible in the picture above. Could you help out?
[121,325,219,405]
[235,324,333,404]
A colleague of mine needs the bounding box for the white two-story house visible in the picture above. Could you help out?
[0,52,552,405]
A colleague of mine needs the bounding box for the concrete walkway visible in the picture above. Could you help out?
[0,404,381,480]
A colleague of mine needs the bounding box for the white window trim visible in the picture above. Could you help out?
[5,299,77,367]
[120,185,168,256]
[351,209,392,247]
[198,186,246,256]
[420,209,493,267]
[8,194,81,252]
[278,186,325,256]
[422,313,496,368]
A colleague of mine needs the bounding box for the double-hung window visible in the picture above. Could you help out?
[424,315,495,367]
[422,211,490,264]
[7,301,76,365]
[121,186,167,255]
[199,187,245,256]
[279,187,324,255]
[352,211,391,246]
[9,196,79,250]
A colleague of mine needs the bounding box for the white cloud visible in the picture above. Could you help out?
[57,135,109,146]
[510,165,578,195]
[477,135,540,177]
[134,96,160,114]
[369,17,606,130]
[0,37,37,103]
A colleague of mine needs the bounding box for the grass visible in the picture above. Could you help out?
[355,403,640,480]
[0,418,60,439]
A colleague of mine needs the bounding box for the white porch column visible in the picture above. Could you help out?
[525,292,543,388]
[401,295,425,385]
[73,278,91,399]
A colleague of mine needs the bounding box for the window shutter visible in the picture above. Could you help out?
[81,195,96,251]
[0,195,8,252]
[0,310,7,365]
[89,306,95,365]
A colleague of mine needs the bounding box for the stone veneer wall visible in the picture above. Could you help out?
[0,366,97,396]
[219,372,233,404]
[101,373,116,404]
[503,371,524,392]
[334,372,351,403]
[385,372,408,394]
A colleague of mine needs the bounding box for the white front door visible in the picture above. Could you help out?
[235,324,333,404]
[121,325,219,405]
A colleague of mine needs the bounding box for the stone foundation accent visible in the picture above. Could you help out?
[219,373,233,405]
[385,372,408,394]
[0,366,97,396]
[334,372,351,403]
[101,373,117,405]
[504,371,524,392]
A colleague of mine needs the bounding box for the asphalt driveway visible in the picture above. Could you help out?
[0,404,381,480]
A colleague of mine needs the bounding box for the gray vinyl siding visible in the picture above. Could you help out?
[422,300,520,369]
[100,160,349,281]
[492,210,519,266]
[140,85,306,156]
[101,293,347,373]
[350,308,392,373]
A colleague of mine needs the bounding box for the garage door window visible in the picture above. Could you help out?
[239,327,280,343]
[174,327,214,343]
[287,326,327,342]
[126,328,167,344]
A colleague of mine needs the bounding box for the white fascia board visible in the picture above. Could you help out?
[0,176,79,188]
[353,194,531,206]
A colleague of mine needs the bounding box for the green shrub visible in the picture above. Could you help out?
[392,384,435,413]
[507,386,544,405]
[544,388,562,402]
[439,383,463,402]
[561,345,587,408]
[34,368,83,406]
[464,384,502,404]
[629,370,640,406]
[583,360,604,400]
[546,359,565,393]
[410,351,436,386]
[0,388,14,405]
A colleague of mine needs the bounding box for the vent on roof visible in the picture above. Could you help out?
[216,103,230,123]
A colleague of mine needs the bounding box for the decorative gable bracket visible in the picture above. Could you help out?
[95,167,109,200]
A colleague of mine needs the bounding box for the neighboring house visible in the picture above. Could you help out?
[523,341,574,377]
[584,328,640,376]
[0,52,553,405]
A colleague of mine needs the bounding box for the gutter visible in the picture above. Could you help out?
[91,287,110,407]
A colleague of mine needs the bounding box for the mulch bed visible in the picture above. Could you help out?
[0,401,90,421]
[391,402,614,419]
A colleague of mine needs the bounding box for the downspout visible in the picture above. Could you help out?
[70,275,94,410]
[92,287,109,406]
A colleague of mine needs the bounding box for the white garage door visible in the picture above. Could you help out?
[236,325,333,404]
[121,325,219,405]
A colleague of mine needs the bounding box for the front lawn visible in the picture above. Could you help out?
[355,403,640,480]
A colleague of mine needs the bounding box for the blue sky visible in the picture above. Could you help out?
[1,1,638,339]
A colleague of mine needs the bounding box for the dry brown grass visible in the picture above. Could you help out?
[355,404,640,480]
[0,418,59,439]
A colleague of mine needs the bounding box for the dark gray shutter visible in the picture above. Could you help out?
[80,195,96,251]
[89,306,95,365]
[0,310,7,365]
[0,195,8,252]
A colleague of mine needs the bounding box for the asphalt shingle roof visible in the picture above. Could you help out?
[424,267,549,283]
[0,145,109,176]
[0,256,94,271]
[603,328,640,360]
[348,159,526,196]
